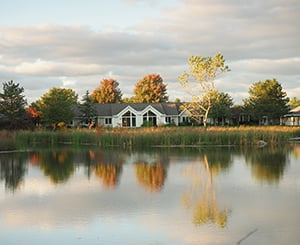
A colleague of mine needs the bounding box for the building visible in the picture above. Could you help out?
[281,106,300,126]
[71,103,189,128]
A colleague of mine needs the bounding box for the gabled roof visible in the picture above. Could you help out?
[283,105,300,117]
[73,103,181,117]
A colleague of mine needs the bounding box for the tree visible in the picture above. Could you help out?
[38,87,78,128]
[243,79,289,125]
[91,78,122,103]
[288,97,300,107]
[79,90,96,127]
[132,74,168,103]
[208,90,233,125]
[178,53,230,127]
[0,80,28,129]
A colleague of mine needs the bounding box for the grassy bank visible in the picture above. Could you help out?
[11,126,300,149]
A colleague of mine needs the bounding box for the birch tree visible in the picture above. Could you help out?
[178,53,230,127]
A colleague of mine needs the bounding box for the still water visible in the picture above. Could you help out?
[0,144,299,245]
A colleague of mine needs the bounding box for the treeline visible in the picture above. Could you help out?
[0,75,299,130]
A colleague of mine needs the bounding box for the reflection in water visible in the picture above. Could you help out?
[182,149,232,228]
[0,153,27,192]
[92,150,124,189]
[0,145,299,245]
[244,145,291,184]
[39,150,75,184]
[134,154,169,192]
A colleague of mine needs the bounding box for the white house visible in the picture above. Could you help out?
[71,103,183,128]
[281,106,300,126]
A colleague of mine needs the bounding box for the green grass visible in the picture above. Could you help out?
[10,126,300,149]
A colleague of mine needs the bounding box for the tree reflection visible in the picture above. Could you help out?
[92,150,124,189]
[134,154,169,192]
[0,153,27,192]
[182,149,231,228]
[244,145,291,184]
[39,150,75,184]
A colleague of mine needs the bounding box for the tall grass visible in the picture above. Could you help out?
[14,126,300,148]
[0,130,16,150]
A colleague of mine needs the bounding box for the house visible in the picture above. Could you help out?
[71,103,185,128]
[281,106,300,126]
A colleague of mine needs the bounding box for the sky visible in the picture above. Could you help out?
[0,0,299,104]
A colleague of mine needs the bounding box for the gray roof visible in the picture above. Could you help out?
[73,103,181,117]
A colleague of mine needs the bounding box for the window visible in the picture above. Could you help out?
[166,117,171,123]
[105,118,112,125]
[143,110,157,126]
[122,111,136,127]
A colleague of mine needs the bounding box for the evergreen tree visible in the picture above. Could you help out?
[243,78,289,124]
[0,80,28,129]
[79,90,96,126]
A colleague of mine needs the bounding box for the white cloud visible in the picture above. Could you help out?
[14,59,102,76]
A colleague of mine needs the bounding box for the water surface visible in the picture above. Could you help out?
[0,145,299,245]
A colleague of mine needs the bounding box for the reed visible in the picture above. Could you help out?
[13,126,300,148]
[0,130,17,150]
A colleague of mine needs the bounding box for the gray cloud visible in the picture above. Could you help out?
[0,0,299,104]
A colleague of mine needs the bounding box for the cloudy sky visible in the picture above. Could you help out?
[1,0,299,104]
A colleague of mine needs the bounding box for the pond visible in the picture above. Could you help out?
[0,144,299,245]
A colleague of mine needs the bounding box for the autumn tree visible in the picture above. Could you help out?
[27,101,42,127]
[132,74,168,103]
[91,78,122,103]
[243,79,289,125]
[0,80,28,129]
[38,87,78,128]
[178,53,230,127]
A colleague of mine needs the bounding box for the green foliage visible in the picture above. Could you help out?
[179,53,230,127]
[38,87,78,128]
[208,90,233,123]
[91,78,122,103]
[132,74,168,103]
[141,120,154,127]
[0,80,28,129]
[288,97,300,107]
[243,78,289,124]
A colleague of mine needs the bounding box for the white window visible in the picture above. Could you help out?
[122,111,136,127]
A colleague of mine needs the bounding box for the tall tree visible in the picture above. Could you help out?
[38,87,78,128]
[243,78,289,125]
[79,90,96,126]
[0,80,28,129]
[132,74,168,103]
[178,53,230,127]
[91,78,122,103]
